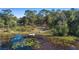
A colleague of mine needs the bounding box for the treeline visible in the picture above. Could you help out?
[0,8,79,36]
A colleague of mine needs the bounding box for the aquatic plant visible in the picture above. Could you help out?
[10,34,40,50]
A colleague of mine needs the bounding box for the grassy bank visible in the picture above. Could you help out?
[0,25,79,50]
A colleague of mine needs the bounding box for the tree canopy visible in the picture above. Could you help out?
[0,8,79,36]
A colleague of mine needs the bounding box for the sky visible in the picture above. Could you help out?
[0,8,72,18]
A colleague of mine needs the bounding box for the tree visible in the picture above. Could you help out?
[67,8,77,35]
[70,10,79,36]
[24,10,37,25]
[0,9,17,27]
[52,10,69,36]
[18,16,27,26]
[37,9,53,29]
[0,17,4,28]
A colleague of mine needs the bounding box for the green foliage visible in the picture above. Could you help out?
[1,8,79,36]
[52,23,69,36]
[25,38,35,46]
[11,38,41,49]
[0,9,17,29]
[24,10,37,25]
[14,26,26,32]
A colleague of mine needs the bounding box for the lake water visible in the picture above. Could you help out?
[0,34,33,50]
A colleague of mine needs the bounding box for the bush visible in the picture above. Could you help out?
[52,25,69,36]
[11,37,40,49]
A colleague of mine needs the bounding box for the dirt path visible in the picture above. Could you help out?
[34,35,55,50]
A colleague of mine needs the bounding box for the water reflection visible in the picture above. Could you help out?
[0,34,33,50]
